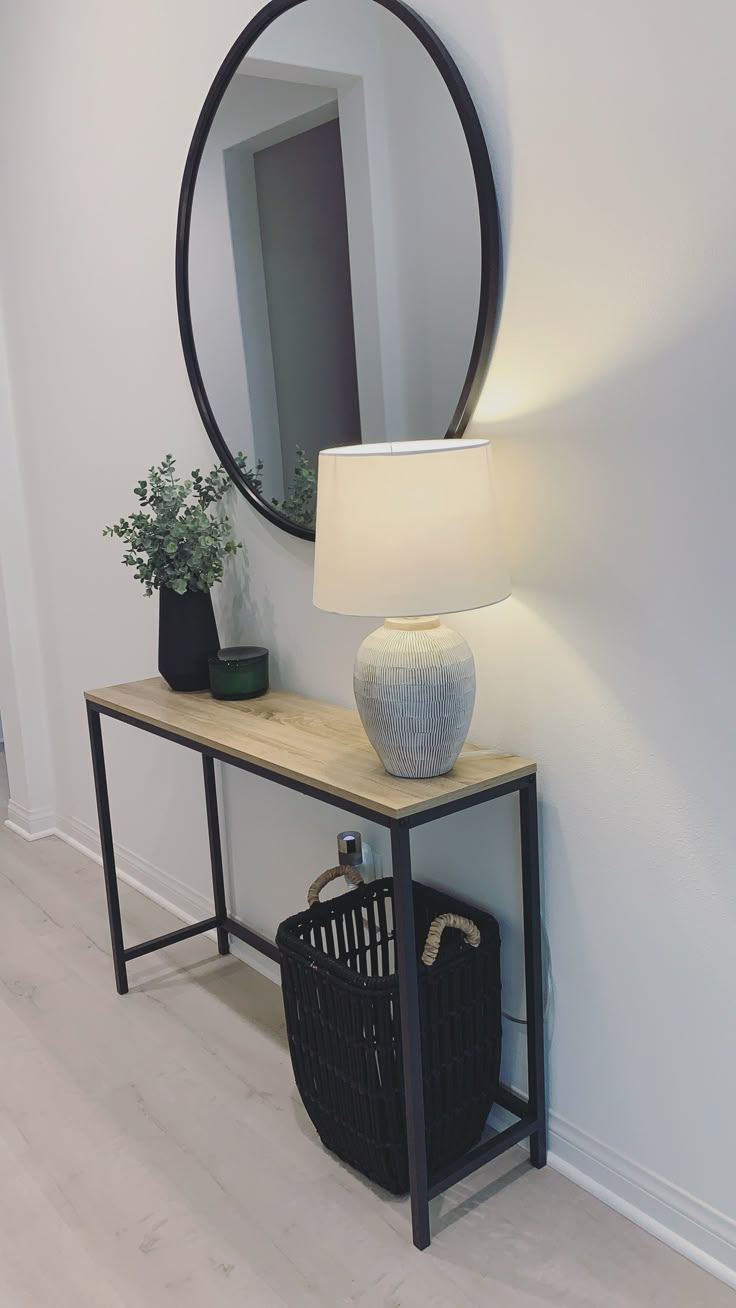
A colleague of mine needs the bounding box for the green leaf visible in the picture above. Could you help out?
[104,453,247,593]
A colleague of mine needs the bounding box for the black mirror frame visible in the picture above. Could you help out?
[176,0,502,542]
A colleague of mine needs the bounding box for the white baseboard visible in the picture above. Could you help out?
[12,814,736,1290]
[548,1112,736,1290]
[488,1096,736,1290]
[55,815,281,988]
[5,799,57,841]
[58,814,213,921]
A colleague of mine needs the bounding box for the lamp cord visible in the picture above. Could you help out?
[502,920,552,1026]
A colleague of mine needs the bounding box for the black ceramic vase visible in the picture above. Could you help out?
[158,587,219,692]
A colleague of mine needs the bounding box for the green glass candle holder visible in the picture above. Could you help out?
[208,646,269,701]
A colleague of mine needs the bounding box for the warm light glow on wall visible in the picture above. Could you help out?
[470,180,734,426]
[472,378,533,425]
[473,276,717,425]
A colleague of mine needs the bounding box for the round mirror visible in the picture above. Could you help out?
[177,0,501,540]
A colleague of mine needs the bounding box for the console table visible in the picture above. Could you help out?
[85,676,546,1250]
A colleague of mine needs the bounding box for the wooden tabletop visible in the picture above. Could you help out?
[85,677,535,821]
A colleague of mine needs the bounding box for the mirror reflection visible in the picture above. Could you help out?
[187,0,486,531]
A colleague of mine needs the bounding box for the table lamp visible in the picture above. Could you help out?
[313,439,511,779]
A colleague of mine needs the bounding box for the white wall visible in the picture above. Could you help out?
[0,0,735,1288]
[377,6,480,437]
[0,278,55,834]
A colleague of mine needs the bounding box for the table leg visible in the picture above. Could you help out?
[391,820,431,1250]
[203,755,230,955]
[520,775,547,1167]
[86,703,128,995]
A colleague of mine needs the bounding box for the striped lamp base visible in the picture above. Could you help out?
[353,617,476,779]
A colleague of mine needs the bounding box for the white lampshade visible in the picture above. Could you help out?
[313,439,511,618]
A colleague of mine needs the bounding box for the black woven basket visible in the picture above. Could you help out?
[276,870,501,1194]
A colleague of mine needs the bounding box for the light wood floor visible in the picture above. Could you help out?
[0,751,731,1307]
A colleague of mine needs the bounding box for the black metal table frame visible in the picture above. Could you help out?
[87,699,546,1250]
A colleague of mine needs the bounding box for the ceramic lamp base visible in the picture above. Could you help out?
[353,617,476,779]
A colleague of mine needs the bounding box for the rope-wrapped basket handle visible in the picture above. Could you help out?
[308,865,364,906]
[421,913,480,966]
[306,870,480,965]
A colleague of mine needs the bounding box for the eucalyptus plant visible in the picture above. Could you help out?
[105,445,318,596]
[215,444,317,529]
[272,447,317,529]
[103,454,258,596]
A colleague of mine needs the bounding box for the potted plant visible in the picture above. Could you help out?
[104,454,249,692]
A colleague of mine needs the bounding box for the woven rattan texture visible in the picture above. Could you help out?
[277,878,501,1194]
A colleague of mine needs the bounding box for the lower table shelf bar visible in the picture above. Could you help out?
[496,1086,531,1119]
[428,1117,538,1199]
[224,916,281,965]
[123,916,220,961]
